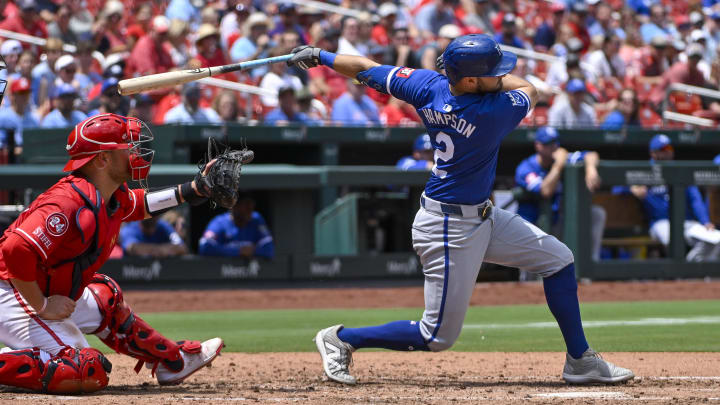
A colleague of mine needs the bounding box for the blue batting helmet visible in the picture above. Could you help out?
[441,34,517,85]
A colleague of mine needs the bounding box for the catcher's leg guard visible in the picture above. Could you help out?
[0,347,111,394]
[87,274,201,375]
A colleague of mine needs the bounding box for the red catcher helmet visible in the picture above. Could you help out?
[63,113,155,187]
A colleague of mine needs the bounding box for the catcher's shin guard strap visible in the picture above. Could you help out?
[145,187,180,215]
[180,181,208,206]
[88,274,198,374]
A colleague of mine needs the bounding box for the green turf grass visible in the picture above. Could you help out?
[86,300,720,353]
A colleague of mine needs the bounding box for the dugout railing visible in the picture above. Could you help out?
[564,161,720,280]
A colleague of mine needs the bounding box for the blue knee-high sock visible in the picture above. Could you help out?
[337,321,429,351]
[542,263,589,359]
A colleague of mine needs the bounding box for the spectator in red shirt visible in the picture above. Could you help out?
[649,44,707,107]
[371,3,398,46]
[125,3,153,52]
[380,97,422,127]
[96,1,128,54]
[0,0,48,43]
[567,2,591,53]
[126,15,175,77]
[194,24,228,70]
[308,28,347,103]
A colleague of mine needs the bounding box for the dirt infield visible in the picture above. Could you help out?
[2,353,718,404]
[2,280,719,403]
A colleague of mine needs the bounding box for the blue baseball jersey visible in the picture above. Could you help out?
[198,211,275,259]
[612,184,710,226]
[515,151,587,224]
[119,219,183,252]
[358,66,531,204]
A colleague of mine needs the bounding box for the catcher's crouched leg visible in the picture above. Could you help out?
[87,274,223,385]
[0,347,111,394]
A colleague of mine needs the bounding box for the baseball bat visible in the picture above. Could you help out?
[117,54,294,95]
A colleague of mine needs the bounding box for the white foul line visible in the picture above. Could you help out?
[464,316,720,330]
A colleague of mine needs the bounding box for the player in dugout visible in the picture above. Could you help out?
[0,113,229,393]
[198,192,275,260]
[515,126,605,262]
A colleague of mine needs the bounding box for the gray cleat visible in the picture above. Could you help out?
[562,348,635,384]
[314,325,357,385]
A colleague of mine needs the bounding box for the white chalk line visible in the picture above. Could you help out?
[464,316,720,330]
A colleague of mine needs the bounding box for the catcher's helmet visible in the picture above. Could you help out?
[64,113,154,187]
[441,34,517,85]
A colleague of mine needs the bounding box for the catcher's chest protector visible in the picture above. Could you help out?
[46,183,103,300]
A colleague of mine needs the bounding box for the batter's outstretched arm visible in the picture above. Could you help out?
[287,46,380,79]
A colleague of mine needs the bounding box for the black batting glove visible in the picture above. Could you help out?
[287,45,322,70]
[436,55,445,70]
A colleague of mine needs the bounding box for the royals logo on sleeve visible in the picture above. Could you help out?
[46,212,69,237]
[397,67,415,78]
[506,91,526,107]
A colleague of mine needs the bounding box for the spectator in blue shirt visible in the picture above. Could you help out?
[165,0,201,26]
[0,77,39,153]
[40,83,87,128]
[396,134,434,171]
[264,86,318,125]
[515,127,605,261]
[494,13,527,49]
[640,3,678,44]
[614,134,720,261]
[714,154,720,165]
[534,3,565,50]
[164,82,222,124]
[331,79,380,126]
[268,3,307,45]
[230,13,273,79]
[414,0,458,40]
[120,216,188,258]
[199,193,275,259]
[601,89,641,130]
[30,37,64,106]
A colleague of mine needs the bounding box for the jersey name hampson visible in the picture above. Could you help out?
[418,109,477,137]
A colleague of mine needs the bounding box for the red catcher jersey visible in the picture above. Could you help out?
[0,175,146,298]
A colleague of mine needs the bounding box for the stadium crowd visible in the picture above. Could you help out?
[0,0,720,147]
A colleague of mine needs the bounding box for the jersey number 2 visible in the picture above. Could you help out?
[432,132,454,179]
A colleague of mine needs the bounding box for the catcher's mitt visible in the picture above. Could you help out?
[195,138,254,208]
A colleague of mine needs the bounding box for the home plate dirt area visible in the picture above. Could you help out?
[1,280,719,404]
[2,352,718,404]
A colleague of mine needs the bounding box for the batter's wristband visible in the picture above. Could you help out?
[38,297,47,314]
[319,50,337,68]
[181,181,208,206]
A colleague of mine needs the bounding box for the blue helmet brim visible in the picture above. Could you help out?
[482,51,517,77]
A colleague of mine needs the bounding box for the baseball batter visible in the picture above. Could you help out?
[287,34,634,385]
[0,113,226,393]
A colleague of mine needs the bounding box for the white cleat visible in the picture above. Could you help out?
[562,348,635,384]
[155,337,224,386]
[314,325,357,385]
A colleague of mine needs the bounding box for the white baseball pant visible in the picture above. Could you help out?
[649,219,720,261]
[0,279,103,361]
[412,194,574,351]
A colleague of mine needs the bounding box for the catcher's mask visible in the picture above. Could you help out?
[0,55,7,106]
[64,113,155,189]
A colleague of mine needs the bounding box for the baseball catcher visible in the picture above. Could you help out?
[0,113,252,394]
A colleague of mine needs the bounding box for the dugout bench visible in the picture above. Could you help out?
[564,161,720,280]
